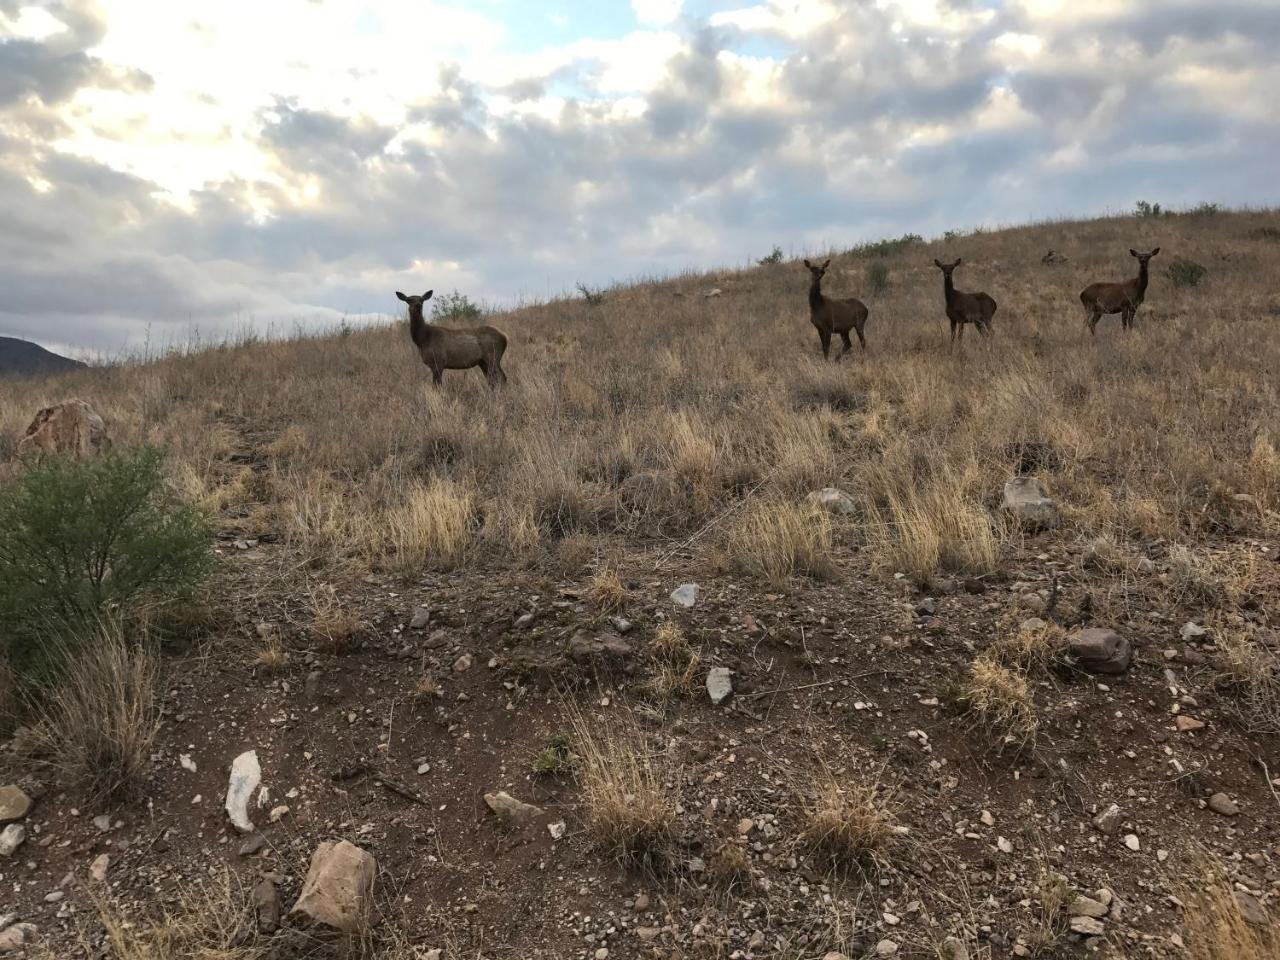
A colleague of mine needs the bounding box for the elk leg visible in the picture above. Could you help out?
[1087,311,1100,336]
[856,325,867,351]
[838,331,853,361]
[950,321,957,347]
[819,330,831,360]
[431,366,444,386]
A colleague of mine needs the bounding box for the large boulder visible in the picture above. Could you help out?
[0,786,31,823]
[1068,628,1133,675]
[289,840,376,932]
[16,399,108,458]
[1001,477,1058,530]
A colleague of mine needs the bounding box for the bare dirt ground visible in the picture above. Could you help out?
[2,209,1279,959]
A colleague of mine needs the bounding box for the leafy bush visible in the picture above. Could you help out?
[867,260,890,294]
[1168,258,1208,289]
[1135,200,1164,218]
[758,245,784,266]
[576,281,606,306]
[1185,202,1220,217]
[852,233,923,258]
[431,290,484,323]
[0,447,212,680]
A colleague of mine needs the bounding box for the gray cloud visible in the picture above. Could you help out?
[0,0,1278,352]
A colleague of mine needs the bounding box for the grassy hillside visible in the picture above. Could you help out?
[3,209,1277,572]
[0,208,1278,960]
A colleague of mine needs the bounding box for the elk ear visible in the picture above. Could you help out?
[423,290,434,300]
[954,258,962,267]
[803,259,813,269]
[934,259,943,268]
[1150,247,1160,257]
[1129,249,1139,257]
[396,291,409,302]
[821,259,831,269]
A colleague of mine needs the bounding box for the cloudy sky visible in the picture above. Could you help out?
[2,0,1277,354]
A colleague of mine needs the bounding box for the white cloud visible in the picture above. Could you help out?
[631,0,684,26]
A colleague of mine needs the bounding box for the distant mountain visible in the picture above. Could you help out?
[0,337,86,377]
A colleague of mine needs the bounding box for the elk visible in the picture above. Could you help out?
[395,290,508,388]
[802,258,868,360]
[934,259,997,345]
[1079,248,1160,335]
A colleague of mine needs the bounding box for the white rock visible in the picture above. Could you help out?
[1069,916,1105,936]
[89,854,110,883]
[876,940,900,956]
[1002,477,1058,529]
[1123,834,1141,851]
[807,487,857,516]
[0,923,37,952]
[997,836,1013,854]
[225,750,262,834]
[0,824,25,858]
[671,583,700,608]
[549,821,567,841]
[179,754,197,773]
[706,667,733,705]
[289,840,376,932]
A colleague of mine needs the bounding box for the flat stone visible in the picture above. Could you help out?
[1123,834,1141,851]
[1002,477,1058,529]
[1070,916,1105,937]
[0,923,38,952]
[1234,891,1269,926]
[0,786,31,824]
[706,667,733,705]
[1092,803,1122,835]
[289,840,376,932]
[1207,793,1240,817]
[940,937,970,960]
[1068,896,1108,918]
[1175,715,1205,732]
[671,583,699,608]
[409,606,430,630]
[1068,628,1133,675]
[453,653,473,673]
[89,854,110,883]
[238,833,268,857]
[484,791,543,824]
[875,940,900,957]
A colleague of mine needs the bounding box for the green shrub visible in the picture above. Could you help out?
[1184,202,1219,217]
[1168,258,1208,289]
[0,447,212,680]
[758,245,784,266]
[1135,200,1164,218]
[431,290,484,323]
[852,233,923,258]
[576,281,606,306]
[866,260,890,294]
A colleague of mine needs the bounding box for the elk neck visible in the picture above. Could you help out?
[808,274,825,311]
[408,302,430,349]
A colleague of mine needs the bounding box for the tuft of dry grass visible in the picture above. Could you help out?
[568,708,676,864]
[1165,544,1226,606]
[708,837,753,890]
[1214,625,1280,733]
[728,499,834,587]
[383,476,475,573]
[308,585,363,654]
[956,657,1039,748]
[253,636,288,674]
[1024,860,1073,956]
[1179,852,1279,960]
[645,621,702,702]
[32,623,160,804]
[801,767,900,872]
[588,566,627,613]
[985,617,1070,673]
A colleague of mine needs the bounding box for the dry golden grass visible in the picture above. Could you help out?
[308,585,363,654]
[3,210,1278,582]
[728,499,833,586]
[1214,624,1280,733]
[1179,853,1279,960]
[32,624,161,803]
[588,565,627,613]
[253,636,288,674]
[985,617,1070,672]
[801,766,900,872]
[568,708,676,864]
[956,658,1039,748]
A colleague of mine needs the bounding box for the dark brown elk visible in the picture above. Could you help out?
[1079,248,1160,335]
[934,259,997,345]
[395,290,508,388]
[802,258,868,360]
